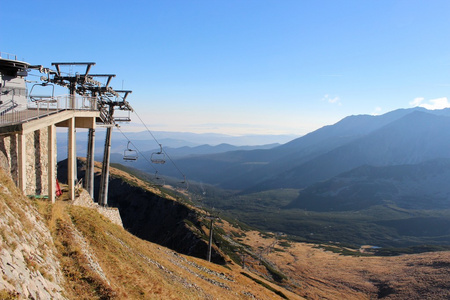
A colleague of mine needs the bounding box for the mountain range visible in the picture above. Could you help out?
[56,130,290,161]
[287,158,450,212]
[59,107,450,247]
[142,107,450,194]
[160,107,450,247]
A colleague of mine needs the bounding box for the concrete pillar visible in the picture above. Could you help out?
[17,133,26,193]
[68,117,76,200]
[98,126,112,206]
[47,124,56,203]
[85,128,95,198]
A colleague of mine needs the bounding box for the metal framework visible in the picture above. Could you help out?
[33,62,133,124]
[31,62,134,206]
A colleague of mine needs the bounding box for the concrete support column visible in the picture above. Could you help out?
[68,117,76,200]
[17,133,26,193]
[98,126,112,206]
[85,128,95,198]
[47,124,56,203]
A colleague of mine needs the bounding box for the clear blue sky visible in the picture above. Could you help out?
[2,0,450,136]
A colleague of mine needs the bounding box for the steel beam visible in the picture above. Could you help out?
[85,128,95,198]
[98,126,112,206]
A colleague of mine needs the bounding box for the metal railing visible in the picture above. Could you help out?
[0,95,97,127]
[0,52,18,61]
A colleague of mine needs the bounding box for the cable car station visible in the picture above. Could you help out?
[0,53,133,206]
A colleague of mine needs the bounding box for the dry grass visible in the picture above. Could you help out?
[34,198,303,300]
[0,170,35,235]
[231,230,450,299]
[58,162,450,299]
[88,159,167,198]
[36,200,116,299]
[0,289,19,299]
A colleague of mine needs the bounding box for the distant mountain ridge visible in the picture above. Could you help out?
[286,158,450,211]
[107,143,280,168]
[149,107,450,192]
[250,110,450,191]
[56,130,292,160]
[141,143,280,158]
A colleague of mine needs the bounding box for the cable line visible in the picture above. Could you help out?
[132,110,188,183]
[116,126,158,173]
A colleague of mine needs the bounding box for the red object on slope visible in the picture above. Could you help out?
[56,179,62,197]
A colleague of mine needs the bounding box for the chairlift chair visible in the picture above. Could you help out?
[177,175,189,192]
[151,144,166,164]
[29,82,55,102]
[123,141,138,162]
[153,171,165,187]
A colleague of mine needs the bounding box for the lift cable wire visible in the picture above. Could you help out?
[132,110,188,184]
[116,124,188,191]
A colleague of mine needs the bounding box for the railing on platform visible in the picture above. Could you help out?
[0,95,97,126]
[0,52,18,61]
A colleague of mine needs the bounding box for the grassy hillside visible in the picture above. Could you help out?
[0,165,301,299]
[4,164,450,299]
[33,200,301,299]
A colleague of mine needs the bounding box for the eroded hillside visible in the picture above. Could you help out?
[3,161,450,299]
[0,166,301,299]
[0,169,66,299]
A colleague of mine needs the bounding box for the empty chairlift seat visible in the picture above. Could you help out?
[151,144,165,164]
[123,141,138,161]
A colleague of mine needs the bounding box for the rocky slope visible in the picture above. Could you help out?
[3,161,450,299]
[1,163,300,299]
[0,168,66,299]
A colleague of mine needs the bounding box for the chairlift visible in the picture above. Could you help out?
[29,82,55,102]
[123,141,138,162]
[151,144,165,164]
[177,175,189,192]
[114,110,131,122]
[153,171,165,187]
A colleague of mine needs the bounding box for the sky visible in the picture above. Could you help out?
[2,0,450,137]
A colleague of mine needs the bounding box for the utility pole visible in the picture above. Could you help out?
[206,215,219,262]
[207,217,214,262]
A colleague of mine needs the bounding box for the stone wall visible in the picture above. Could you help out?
[72,189,123,227]
[26,129,49,196]
[0,134,17,183]
[0,127,55,197]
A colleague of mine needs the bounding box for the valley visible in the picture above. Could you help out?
[4,3,450,298]
[109,107,450,250]
[4,107,450,299]
[2,143,450,298]
[241,230,450,299]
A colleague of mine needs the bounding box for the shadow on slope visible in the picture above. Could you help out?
[57,159,226,265]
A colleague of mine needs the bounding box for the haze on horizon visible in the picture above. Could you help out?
[2,0,450,136]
